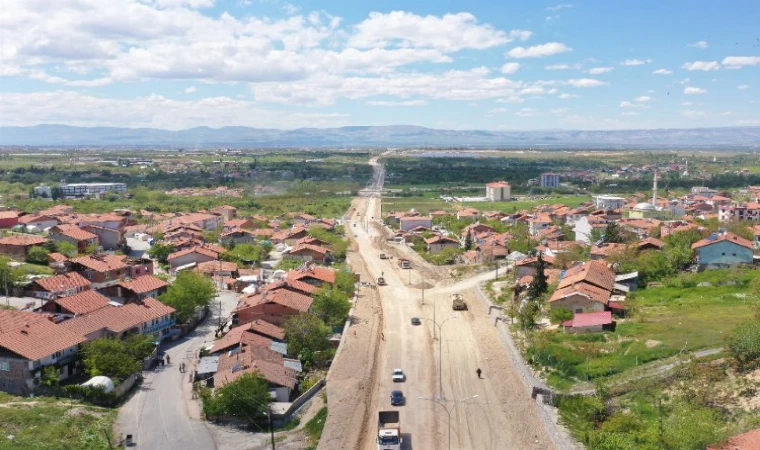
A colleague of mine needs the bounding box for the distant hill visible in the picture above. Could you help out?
[1,124,759,149]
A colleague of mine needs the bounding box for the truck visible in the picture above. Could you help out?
[398,259,411,269]
[452,293,467,310]
[377,277,387,286]
[377,411,402,450]
[379,253,388,259]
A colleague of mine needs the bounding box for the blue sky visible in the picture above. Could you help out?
[1,0,759,130]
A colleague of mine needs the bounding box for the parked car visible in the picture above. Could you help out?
[411,317,421,325]
[390,390,405,406]
[392,369,405,382]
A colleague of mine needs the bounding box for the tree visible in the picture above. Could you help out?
[0,257,23,291]
[147,243,175,264]
[124,335,157,362]
[201,373,271,424]
[527,253,548,299]
[26,246,50,265]
[549,307,573,325]
[334,269,357,298]
[55,241,78,258]
[464,231,473,251]
[603,221,622,244]
[284,313,331,366]
[159,271,216,323]
[41,365,60,388]
[311,286,351,328]
[726,321,760,370]
[82,338,142,382]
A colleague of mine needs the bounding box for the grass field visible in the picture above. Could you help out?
[0,392,117,449]
[531,268,759,390]
[382,194,592,215]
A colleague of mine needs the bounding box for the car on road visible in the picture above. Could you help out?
[392,369,405,382]
[410,317,421,325]
[390,390,405,406]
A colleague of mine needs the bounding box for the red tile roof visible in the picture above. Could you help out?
[0,310,86,361]
[51,290,111,315]
[590,243,626,258]
[18,214,56,225]
[167,246,219,261]
[119,275,169,294]
[33,272,91,293]
[236,288,314,313]
[288,244,331,256]
[635,237,666,249]
[692,232,754,250]
[59,297,175,336]
[563,311,613,328]
[558,260,616,292]
[425,235,460,245]
[214,335,297,389]
[0,211,21,220]
[50,224,98,242]
[71,254,129,272]
[550,282,612,305]
[48,252,68,263]
[288,265,337,284]
[0,234,48,246]
[196,260,238,274]
[210,321,284,353]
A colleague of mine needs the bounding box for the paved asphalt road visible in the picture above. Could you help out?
[116,290,239,449]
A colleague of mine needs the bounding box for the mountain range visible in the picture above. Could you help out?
[1,124,759,149]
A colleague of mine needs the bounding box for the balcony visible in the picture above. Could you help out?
[143,318,176,334]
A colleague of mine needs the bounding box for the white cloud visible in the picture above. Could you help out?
[620,111,639,116]
[689,40,709,49]
[619,101,634,108]
[282,3,301,15]
[496,96,525,103]
[0,90,350,129]
[366,99,427,106]
[154,0,215,8]
[545,15,560,21]
[684,87,707,95]
[349,11,524,51]
[586,66,613,74]
[652,68,672,75]
[507,42,571,59]
[620,59,652,66]
[565,78,607,88]
[500,62,520,74]
[682,61,720,71]
[634,95,651,102]
[722,56,760,68]
[738,84,750,90]
[487,107,509,114]
[559,93,579,99]
[545,64,571,70]
[515,107,538,117]
[184,86,197,93]
[546,4,573,11]
[720,111,732,116]
[681,109,706,117]
[679,78,691,85]
[550,108,569,114]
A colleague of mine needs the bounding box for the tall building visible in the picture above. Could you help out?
[60,182,127,198]
[485,181,511,202]
[540,173,560,188]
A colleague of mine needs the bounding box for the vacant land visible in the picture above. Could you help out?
[529,268,759,390]
[0,392,117,449]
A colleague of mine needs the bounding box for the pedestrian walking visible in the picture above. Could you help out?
[166,355,171,365]
[476,368,482,379]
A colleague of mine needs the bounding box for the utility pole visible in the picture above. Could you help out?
[418,395,478,450]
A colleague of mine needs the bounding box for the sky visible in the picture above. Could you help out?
[1,0,760,131]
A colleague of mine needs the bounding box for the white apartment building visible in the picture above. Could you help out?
[485,181,511,202]
[60,182,127,197]
[540,173,560,188]
[593,195,626,211]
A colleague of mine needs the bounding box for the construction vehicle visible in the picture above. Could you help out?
[377,277,387,286]
[377,411,402,450]
[379,253,388,259]
[452,293,467,310]
[398,259,411,269]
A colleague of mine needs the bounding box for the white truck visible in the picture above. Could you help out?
[377,411,402,450]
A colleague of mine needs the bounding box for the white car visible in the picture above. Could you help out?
[392,369,405,382]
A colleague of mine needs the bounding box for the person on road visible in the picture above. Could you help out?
[476,368,482,379]
[165,355,171,365]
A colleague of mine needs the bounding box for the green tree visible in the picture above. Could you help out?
[55,241,78,258]
[159,271,216,323]
[25,246,50,265]
[549,307,573,325]
[726,321,760,370]
[0,257,23,291]
[464,231,473,251]
[41,365,60,388]
[147,243,175,264]
[311,286,351,328]
[527,253,548,299]
[124,335,157,361]
[603,221,622,244]
[202,373,271,424]
[334,268,357,298]
[284,313,331,366]
[82,338,141,382]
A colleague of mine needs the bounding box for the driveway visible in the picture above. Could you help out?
[116,290,241,449]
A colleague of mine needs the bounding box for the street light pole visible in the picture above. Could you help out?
[427,316,458,399]
[418,395,479,450]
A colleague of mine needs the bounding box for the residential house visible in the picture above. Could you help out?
[39,290,111,316]
[399,216,433,232]
[573,216,608,244]
[0,310,86,395]
[223,218,254,231]
[283,244,333,264]
[173,213,224,231]
[287,264,336,288]
[565,207,591,227]
[633,237,666,252]
[478,242,509,262]
[291,213,317,226]
[212,205,237,221]
[271,227,310,245]
[456,208,480,222]
[718,203,760,222]
[106,275,169,301]
[82,225,124,250]
[549,260,616,314]
[485,181,511,201]
[589,243,626,261]
[691,232,754,270]
[515,255,557,278]
[25,272,91,300]
[528,214,554,236]
[220,228,257,246]
[212,333,298,402]
[18,214,58,232]
[68,255,132,289]
[593,195,626,210]
[38,204,75,217]
[211,321,286,354]
[461,223,495,241]
[619,218,661,238]
[48,224,98,253]
[0,211,22,229]
[562,311,613,334]
[0,234,48,258]
[167,246,220,272]
[425,235,460,255]
[233,288,314,326]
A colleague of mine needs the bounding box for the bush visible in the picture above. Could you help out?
[549,307,573,325]
[25,246,49,265]
[726,321,760,370]
[60,384,121,407]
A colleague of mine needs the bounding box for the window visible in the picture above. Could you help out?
[53,351,62,359]
[0,361,10,371]
[575,308,583,313]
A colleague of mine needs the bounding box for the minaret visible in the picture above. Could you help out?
[652,170,658,205]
